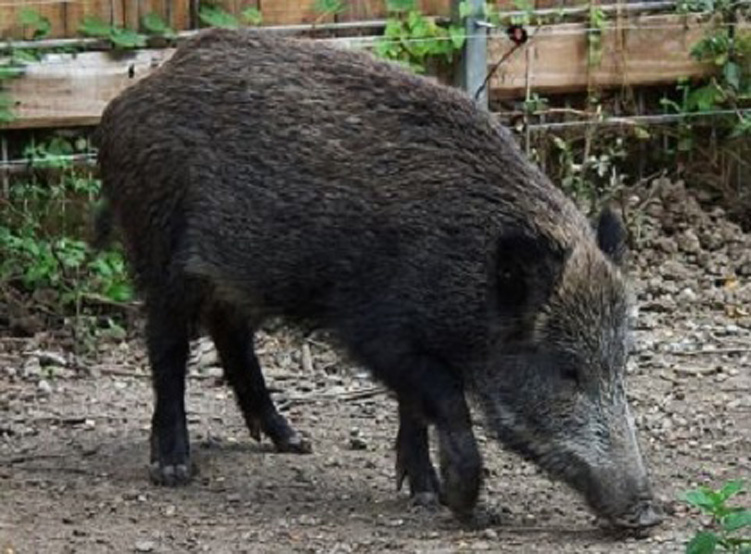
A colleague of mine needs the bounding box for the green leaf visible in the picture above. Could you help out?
[634,125,651,140]
[686,84,723,112]
[723,509,751,532]
[0,64,25,80]
[386,0,417,12]
[459,1,473,18]
[314,0,345,15]
[79,16,113,38]
[682,489,720,511]
[142,12,177,38]
[109,27,147,49]
[686,531,718,554]
[12,50,41,64]
[19,7,52,39]
[104,282,133,303]
[242,7,263,25]
[198,6,240,29]
[723,62,741,90]
[720,480,745,500]
[449,25,466,49]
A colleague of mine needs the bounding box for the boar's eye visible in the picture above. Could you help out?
[560,365,580,385]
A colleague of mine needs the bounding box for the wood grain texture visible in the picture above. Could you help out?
[3,15,745,129]
[1,0,68,40]
[487,14,732,98]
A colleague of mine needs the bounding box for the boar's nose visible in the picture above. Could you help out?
[610,500,664,530]
[635,503,664,528]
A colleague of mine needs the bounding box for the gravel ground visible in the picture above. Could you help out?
[1,179,749,553]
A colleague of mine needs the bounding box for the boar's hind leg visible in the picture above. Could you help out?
[204,303,311,454]
[146,298,192,486]
[395,399,441,507]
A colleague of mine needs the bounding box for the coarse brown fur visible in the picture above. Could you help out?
[94,28,661,529]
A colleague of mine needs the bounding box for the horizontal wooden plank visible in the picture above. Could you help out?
[3,48,175,129]
[0,36,379,129]
[487,13,741,98]
[3,15,744,129]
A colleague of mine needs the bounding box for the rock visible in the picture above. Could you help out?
[134,540,155,553]
[654,237,678,254]
[676,230,701,254]
[35,351,67,367]
[37,379,52,395]
[678,288,698,302]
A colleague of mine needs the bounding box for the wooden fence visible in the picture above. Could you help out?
[2,0,453,39]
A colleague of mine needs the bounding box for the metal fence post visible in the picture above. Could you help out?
[453,0,488,109]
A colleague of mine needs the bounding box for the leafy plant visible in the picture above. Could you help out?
[314,0,346,17]
[198,3,264,29]
[681,480,751,553]
[79,16,147,49]
[242,7,263,26]
[141,12,177,39]
[374,0,465,74]
[0,136,133,308]
[19,7,52,40]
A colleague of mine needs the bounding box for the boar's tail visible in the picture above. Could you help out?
[91,199,115,251]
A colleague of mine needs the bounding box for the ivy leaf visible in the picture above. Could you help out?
[386,0,417,12]
[142,12,177,38]
[198,6,240,29]
[449,25,466,49]
[242,7,263,25]
[0,65,25,80]
[19,7,52,39]
[686,532,718,554]
[12,50,41,64]
[314,0,345,15]
[723,62,741,91]
[723,509,751,532]
[79,16,113,38]
[109,27,147,49]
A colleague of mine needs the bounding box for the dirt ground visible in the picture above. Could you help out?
[1,179,750,553]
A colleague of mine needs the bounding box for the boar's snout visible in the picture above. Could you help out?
[589,483,663,531]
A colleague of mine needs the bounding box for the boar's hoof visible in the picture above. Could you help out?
[149,461,192,487]
[273,432,313,454]
[250,411,313,454]
[410,492,441,511]
[452,505,503,530]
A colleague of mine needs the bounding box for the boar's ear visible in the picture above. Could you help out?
[595,207,627,266]
[495,233,570,316]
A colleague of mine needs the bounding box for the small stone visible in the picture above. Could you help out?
[134,540,155,553]
[676,230,701,254]
[678,288,697,302]
[482,528,499,540]
[36,351,67,367]
[349,437,367,451]
[37,379,52,395]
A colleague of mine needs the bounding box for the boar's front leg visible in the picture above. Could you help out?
[398,362,482,520]
[395,398,441,507]
[203,302,311,454]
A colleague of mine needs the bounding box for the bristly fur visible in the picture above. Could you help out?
[94,28,660,528]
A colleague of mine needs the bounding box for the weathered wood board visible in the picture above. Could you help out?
[0,0,456,39]
[487,14,736,98]
[3,15,744,129]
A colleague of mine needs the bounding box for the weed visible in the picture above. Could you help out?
[374,0,465,74]
[0,136,133,311]
[681,480,751,553]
